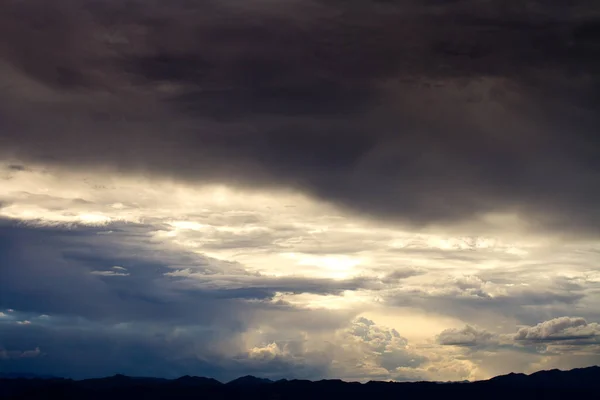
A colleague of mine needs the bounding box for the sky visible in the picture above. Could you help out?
[1,0,600,382]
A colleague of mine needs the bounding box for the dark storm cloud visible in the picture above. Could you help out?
[0,0,599,233]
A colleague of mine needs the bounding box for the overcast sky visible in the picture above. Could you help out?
[1,0,600,382]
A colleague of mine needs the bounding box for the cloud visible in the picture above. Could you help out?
[345,317,427,374]
[515,317,600,342]
[0,221,263,326]
[2,152,600,379]
[89,265,131,277]
[381,268,426,283]
[437,325,498,347]
[431,317,600,378]
[0,312,432,381]
[90,270,130,277]
[434,317,600,360]
[165,271,380,298]
[0,0,598,235]
[384,271,589,329]
[20,347,41,358]
[0,346,41,360]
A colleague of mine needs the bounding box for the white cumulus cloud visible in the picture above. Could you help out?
[515,317,600,341]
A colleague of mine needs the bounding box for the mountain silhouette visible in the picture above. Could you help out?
[2,366,600,399]
[227,375,273,386]
[174,375,222,387]
[487,366,600,389]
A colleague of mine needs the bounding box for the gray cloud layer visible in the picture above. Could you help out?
[0,0,599,233]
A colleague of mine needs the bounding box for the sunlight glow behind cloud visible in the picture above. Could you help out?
[1,162,599,380]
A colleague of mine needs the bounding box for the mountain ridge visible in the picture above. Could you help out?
[3,365,600,386]
[2,366,600,399]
